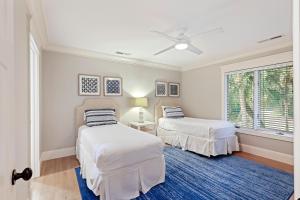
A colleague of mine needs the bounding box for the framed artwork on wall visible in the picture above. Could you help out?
[155,81,168,97]
[104,76,123,96]
[169,82,180,97]
[78,74,100,96]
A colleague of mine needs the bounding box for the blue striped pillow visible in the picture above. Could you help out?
[163,106,184,118]
[84,108,117,127]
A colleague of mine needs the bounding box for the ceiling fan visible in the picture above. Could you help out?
[152,27,223,56]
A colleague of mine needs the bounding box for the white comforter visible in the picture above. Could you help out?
[78,123,164,171]
[76,123,165,200]
[158,117,235,139]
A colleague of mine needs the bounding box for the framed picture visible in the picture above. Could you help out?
[104,77,122,96]
[78,74,100,96]
[155,81,168,97]
[169,82,180,97]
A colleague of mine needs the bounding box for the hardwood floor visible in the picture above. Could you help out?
[30,152,293,200]
[40,155,79,176]
[30,156,80,200]
[234,151,293,173]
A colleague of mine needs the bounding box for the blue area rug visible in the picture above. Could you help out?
[75,147,293,200]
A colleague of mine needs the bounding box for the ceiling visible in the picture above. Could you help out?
[40,0,292,71]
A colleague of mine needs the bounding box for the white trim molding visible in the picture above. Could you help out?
[185,42,292,71]
[221,51,293,123]
[237,128,293,142]
[44,44,182,71]
[240,144,294,165]
[45,43,292,73]
[30,34,41,178]
[26,0,48,47]
[293,0,300,198]
[41,147,76,161]
[220,51,292,74]
[221,51,293,120]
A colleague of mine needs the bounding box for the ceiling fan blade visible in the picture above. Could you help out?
[151,31,178,42]
[153,45,175,56]
[187,44,203,55]
[190,27,224,39]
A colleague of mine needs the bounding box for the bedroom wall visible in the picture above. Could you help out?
[41,50,181,153]
[181,51,294,158]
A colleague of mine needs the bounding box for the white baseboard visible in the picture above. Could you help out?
[41,146,76,161]
[240,144,294,165]
[40,144,293,165]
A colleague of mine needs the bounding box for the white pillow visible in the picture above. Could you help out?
[84,108,117,127]
[161,106,167,117]
[162,106,184,118]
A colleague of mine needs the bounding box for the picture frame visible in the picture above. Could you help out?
[104,76,123,96]
[155,81,168,97]
[169,82,180,97]
[78,74,100,96]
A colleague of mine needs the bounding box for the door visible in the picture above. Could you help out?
[0,0,31,199]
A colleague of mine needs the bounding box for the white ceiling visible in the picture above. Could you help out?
[41,0,292,71]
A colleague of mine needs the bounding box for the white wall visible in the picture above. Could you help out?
[41,50,181,152]
[182,65,222,119]
[182,51,294,157]
[41,49,294,164]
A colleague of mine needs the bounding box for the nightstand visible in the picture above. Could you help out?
[129,121,155,133]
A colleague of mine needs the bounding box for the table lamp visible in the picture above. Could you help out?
[132,97,148,123]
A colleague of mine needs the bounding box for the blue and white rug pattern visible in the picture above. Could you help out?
[75,147,293,200]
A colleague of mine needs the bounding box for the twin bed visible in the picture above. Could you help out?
[155,99,239,157]
[75,99,165,200]
[75,98,239,200]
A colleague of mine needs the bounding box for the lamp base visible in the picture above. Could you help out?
[138,110,144,123]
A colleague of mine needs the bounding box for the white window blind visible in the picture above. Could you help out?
[258,65,294,132]
[226,71,254,128]
[225,62,294,133]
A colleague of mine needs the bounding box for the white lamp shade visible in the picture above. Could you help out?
[132,97,148,107]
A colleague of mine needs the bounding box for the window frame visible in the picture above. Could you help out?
[221,53,294,141]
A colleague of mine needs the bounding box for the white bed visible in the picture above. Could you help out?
[155,99,239,156]
[75,99,165,200]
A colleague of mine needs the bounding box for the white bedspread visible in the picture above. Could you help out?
[76,123,165,200]
[78,123,163,171]
[158,117,235,139]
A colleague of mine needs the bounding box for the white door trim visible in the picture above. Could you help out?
[30,34,40,178]
[293,0,300,198]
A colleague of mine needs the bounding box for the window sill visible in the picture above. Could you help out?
[236,128,293,142]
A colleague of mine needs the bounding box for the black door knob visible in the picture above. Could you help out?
[11,168,33,185]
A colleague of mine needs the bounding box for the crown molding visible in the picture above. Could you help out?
[44,42,292,72]
[26,0,48,47]
[44,44,182,71]
[182,42,293,71]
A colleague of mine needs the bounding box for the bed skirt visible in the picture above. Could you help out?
[157,126,239,156]
[76,142,165,200]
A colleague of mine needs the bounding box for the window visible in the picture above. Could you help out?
[226,71,254,128]
[225,62,293,133]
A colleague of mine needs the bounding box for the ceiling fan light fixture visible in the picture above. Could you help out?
[175,43,188,50]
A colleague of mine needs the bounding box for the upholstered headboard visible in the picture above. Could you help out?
[154,98,182,124]
[75,98,120,131]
